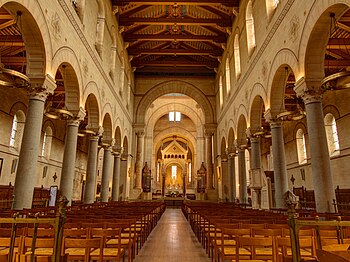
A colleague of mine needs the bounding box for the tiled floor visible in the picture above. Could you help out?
[134,208,211,262]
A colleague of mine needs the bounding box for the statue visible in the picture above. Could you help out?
[197,162,207,193]
[142,162,151,192]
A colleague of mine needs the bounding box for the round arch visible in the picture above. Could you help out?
[2,1,51,78]
[237,115,248,147]
[135,80,215,124]
[102,113,112,143]
[52,47,83,111]
[85,94,100,129]
[249,95,265,132]
[114,126,122,148]
[227,127,235,152]
[299,2,350,81]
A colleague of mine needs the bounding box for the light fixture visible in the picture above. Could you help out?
[322,13,350,90]
[0,11,30,89]
[44,64,74,120]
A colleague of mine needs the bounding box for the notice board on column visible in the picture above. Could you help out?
[49,186,58,206]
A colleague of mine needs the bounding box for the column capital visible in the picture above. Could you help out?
[113,146,123,156]
[72,106,86,121]
[204,123,216,137]
[294,77,323,104]
[264,109,283,126]
[133,123,145,136]
[27,74,56,101]
[225,147,236,157]
[299,89,323,104]
[250,137,260,143]
[270,121,283,129]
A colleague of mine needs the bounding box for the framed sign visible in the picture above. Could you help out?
[49,185,58,206]
[0,158,3,177]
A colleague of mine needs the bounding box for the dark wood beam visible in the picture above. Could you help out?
[132,59,219,67]
[0,56,26,65]
[128,48,222,56]
[119,5,150,16]
[199,5,232,20]
[328,38,350,45]
[324,59,350,67]
[113,0,238,7]
[119,17,231,27]
[0,35,23,43]
[124,33,227,43]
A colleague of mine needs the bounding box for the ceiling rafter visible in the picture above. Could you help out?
[119,17,232,27]
[124,33,227,43]
[113,0,238,7]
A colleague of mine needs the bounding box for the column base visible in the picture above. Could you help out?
[196,193,207,200]
[141,192,152,200]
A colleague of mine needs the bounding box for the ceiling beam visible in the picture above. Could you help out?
[128,48,222,56]
[0,56,26,65]
[112,0,238,7]
[131,59,219,67]
[324,59,350,67]
[119,17,231,27]
[199,5,232,20]
[124,33,227,43]
[0,20,16,30]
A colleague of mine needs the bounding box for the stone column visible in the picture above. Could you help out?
[297,86,335,212]
[237,148,247,204]
[161,163,166,197]
[83,134,100,204]
[135,129,145,189]
[250,137,261,169]
[226,149,236,202]
[111,147,122,201]
[13,76,55,210]
[59,108,85,205]
[268,119,288,208]
[183,163,187,197]
[100,146,113,202]
[205,130,214,189]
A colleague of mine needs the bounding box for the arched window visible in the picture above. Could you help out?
[9,111,25,150]
[188,162,192,183]
[156,161,160,182]
[119,55,125,97]
[72,0,85,22]
[324,113,340,156]
[296,129,307,164]
[41,127,53,159]
[10,114,18,148]
[95,0,105,56]
[246,0,256,55]
[219,75,223,108]
[266,0,279,19]
[234,34,241,79]
[225,57,231,95]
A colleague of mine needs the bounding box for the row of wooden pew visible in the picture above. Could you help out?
[0,199,166,261]
[182,201,350,262]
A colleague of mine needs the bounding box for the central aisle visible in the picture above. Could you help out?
[134,208,211,262]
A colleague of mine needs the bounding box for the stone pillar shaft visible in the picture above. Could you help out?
[101,147,113,202]
[135,131,145,189]
[238,149,247,203]
[304,94,335,212]
[270,122,288,208]
[59,119,80,205]
[13,91,48,210]
[83,136,99,204]
[227,153,236,202]
[205,132,214,189]
[111,153,121,201]
[250,137,261,169]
